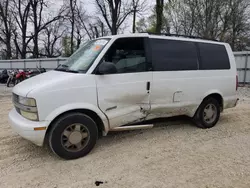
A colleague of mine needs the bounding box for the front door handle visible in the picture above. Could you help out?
[146,81,150,91]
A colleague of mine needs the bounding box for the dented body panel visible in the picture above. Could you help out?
[95,72,152,128]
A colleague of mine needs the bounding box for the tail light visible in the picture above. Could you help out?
[236,75,238,91]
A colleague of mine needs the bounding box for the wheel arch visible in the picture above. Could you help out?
[203,93,224,112]
[44,105,109,145]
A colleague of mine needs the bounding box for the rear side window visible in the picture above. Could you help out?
[151,39,198,71]
[198,43,230,70]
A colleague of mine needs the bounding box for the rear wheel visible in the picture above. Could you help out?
[48,113,98,160]
[193,98,220,129]
[15,79,20,85]
[15,77,23,85]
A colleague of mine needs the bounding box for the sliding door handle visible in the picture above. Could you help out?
[146,81,150,91]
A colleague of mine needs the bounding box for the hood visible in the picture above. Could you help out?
[12,70,85,97]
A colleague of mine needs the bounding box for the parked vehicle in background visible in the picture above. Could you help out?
[5,67,47,86]
[15,67,46,85]
[8,33,239,160]
[6,69,18,87]
[28,67,46,78]
[15,69,28,85]
[0,69,9,84]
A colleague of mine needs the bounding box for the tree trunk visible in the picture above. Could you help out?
[21,35,27,59]
[71,20,75,54]
[156,0,164,33]
[70,0,75,54]
[111,20,117,35]
[6,34,12,59]
[31,1,39,58]
[132,9,136,33]
[101,22,104,36]
[33,34,39,58]
[94,26,99,38]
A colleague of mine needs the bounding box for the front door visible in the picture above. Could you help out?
[95,37,152,128]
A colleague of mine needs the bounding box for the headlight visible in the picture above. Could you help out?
[18,96,36,107]
[13,93,39,121]
[20,110,38,121]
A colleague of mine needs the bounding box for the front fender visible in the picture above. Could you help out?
[45,103,110,133]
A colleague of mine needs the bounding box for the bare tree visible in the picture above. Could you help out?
[228,0,249,50]
[12,0,32,59]
[64,0,86,53]
[0,0,15,59]
[76,5,108,40]
[29,0,63,58]
[131,0,147,33]
[163,0,249,51]
[155,0,164,33]
[95,0,133,35]
[41,21,65,57]
[68,0,77,54]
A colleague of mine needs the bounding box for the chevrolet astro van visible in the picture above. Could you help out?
[8,33,239,160]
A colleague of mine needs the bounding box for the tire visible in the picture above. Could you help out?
[15,77,23,85]
[6,77,11,87]
[193,97,220,129]
[13,79,16,86]
[48,112,98,160]
[15,79,19,85]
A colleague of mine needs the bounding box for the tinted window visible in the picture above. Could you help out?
[198,43,230,70]
[151,39,198,71]
[101,37,147,74]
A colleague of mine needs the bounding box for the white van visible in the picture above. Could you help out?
[8,33,239,160]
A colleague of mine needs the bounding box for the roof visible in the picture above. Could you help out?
[99,33,227,45]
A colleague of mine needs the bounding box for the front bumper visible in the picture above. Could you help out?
[8,108,48,146]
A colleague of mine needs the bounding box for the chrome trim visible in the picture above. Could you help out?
[13,101,38,113]
[12,93,37,107]
[109,124,154,132]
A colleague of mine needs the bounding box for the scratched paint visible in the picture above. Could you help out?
[105,93,149,104]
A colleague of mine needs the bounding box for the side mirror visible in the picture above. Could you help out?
[98,62,117,75]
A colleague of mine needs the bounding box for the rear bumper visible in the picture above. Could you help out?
[8,108,48,146]
[224,97,239,109]
[235,98,239,106]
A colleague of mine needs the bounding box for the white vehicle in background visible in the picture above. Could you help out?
[8,33,239,160]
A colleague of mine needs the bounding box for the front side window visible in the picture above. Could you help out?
[101,37,147,74]
[151,39,198,71]
[56,38,110,73]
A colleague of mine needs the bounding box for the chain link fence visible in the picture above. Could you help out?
[0,52,249,85]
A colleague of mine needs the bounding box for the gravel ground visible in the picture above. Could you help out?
[0,86,250,188]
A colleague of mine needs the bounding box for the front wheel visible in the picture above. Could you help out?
[48,113,98,160]
[6,77,12,87]
[193,98,220,129]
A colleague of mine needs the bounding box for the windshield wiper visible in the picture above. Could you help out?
[55,68,79,73]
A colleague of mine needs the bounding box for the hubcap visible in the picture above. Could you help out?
[61,123,89,152]
[69,131,82,144]
[203,104,217,124]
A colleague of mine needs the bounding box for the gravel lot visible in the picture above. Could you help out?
[0,86,250,188]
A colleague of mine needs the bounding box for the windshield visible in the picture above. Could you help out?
[56,38,110,73]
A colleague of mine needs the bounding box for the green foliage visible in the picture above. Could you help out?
[136,4,169,33]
